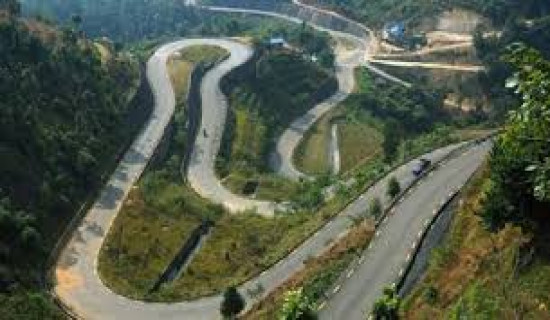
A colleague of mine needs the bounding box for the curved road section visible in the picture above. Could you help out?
[54,39,276,320]
[180,39,278,215]
[201,5,365,180]
[53,5,492,320]
[320,141,492,319]
[200,3,410,179]
[54,91,473,320]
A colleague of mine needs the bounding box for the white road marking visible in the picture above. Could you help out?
[333,285,341,294]
[346,269,355,278]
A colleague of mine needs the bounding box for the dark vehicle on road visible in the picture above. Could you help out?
[412,158,431,176]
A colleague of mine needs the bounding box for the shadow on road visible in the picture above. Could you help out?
[97,184,124,210]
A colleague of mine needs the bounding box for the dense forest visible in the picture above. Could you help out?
[20,0,206,43]
[301,0,550,27]
[0,1,145,317]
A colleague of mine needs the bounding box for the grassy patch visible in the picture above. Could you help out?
[401,166,550,319]
[294,110,333,175]
[167,45,228,99]
[338,110,384,173]
[97,180,223,299]
[295,68,384,176]
[222,170,300,202]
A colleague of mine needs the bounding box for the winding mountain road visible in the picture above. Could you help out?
[52,2,493,320]
[181,39,279,215]
[202,4,366,180]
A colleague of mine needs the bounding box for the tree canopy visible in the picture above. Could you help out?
[481,45,550,230]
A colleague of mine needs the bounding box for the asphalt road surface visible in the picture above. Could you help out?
[320,141,492,320]
[52,3,492,320]
[181,39,279,215]
[54,85,469,319]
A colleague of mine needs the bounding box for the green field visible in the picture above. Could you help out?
[295,68,384,176]
[338,110,384,173]
[294,110,333,175]
[168,45,228,99]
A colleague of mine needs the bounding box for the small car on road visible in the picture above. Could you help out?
[412,158,431,176]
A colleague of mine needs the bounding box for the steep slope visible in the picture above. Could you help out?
[0,7,143,318]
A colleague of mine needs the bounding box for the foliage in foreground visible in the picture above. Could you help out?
[481,45,550,231]
[279,288,317,320]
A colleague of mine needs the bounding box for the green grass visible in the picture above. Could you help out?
[97,180,223,299]
[220,51,337,199]
[338,110,384,174]
[222,170,301,202]
[294,110,333,175]
[294,68,384,176]
[168,45,229,99]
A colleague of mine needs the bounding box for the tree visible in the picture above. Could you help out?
[369,197,383,218]
[71,14,83,29]
[279,288,317,320]
[373,285,400,320]
[387,176,401,199]
[0,0,20,16]
[220,286,245,319]
[480,45,550,231]
[382,120,401,163]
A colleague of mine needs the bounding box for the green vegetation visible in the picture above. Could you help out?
[279,288,317,320]
[168,45,229,99]
[387,176,401,199]
[98,45,227,300]
[302,0,548,27]
[296,69,384,176]
[219,50,337,199]
[294,111,335,176]
[0,4,141,318]
[295,105,383,176]
[369,197,383,219]
[373,286,400,320]
[481,46,550,231]
[337,110,383,173]
[402,46,550,320]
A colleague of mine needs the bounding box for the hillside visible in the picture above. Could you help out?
[218,47,337,200]
[301,0,550,27]
[0,5,143,318]
[401,45,550,319]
